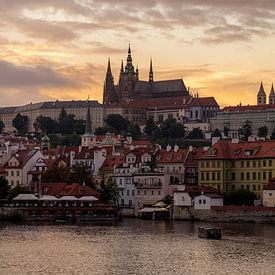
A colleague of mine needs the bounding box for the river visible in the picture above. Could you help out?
[0,219,274,275]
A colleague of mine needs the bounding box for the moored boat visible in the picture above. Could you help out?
[198,226,222,239]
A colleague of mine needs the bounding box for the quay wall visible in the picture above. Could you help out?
[173,206,275,223]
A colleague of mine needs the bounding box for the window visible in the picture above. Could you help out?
[269,193,272,197]
[253,185,256,191]
[258,161,261,167]
[246,172,250,180]
[253,161,256,168]
[201,162,205,168]
[206,162,210,168]
[16,171,20,176]
[212,173,216,181]
[217,161,220,168]
[151,190,154,195]
[231,172,235,181]
[246,185,250,190]
[269,160,272,166]
[201,173,205,180]
[137,190,140,196]
[11,171,14,176]
[241,172,244,180]
[206,173,209,180]
[253,172,256,180]
[203,199,206,204]
[263,172,266,180]
[195,110,198,118]
[127,190,129,196]
[241,161,244,168]
[132,190,134,196]
[212,161,216,168]
[258,185,261,191]
[263,160,266,167]
[144,190,146,196]
[129,200,132,206]
[241,185,244,190]
[269,171,272,179]
[217,173,220,181]
[246,161,250,168]
[258,172,261,180]
[121,199,124,205]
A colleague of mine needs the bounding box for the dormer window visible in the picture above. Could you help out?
[208,148,216,156]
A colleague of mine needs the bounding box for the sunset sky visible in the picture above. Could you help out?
[1,0,275,107]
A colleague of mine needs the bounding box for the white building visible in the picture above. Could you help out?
[194,194,223,210]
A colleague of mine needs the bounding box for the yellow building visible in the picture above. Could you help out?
[198,140,275,198]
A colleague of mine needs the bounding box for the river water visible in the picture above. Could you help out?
[0,219,274,275]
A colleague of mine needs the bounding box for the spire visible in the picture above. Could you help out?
[136,64,139,80]
[270,83,275,95]
[258,81,266,96]
[125,43,134,74]
[85,100,92,135]
[149,57,153,82]
[120,59,124,73]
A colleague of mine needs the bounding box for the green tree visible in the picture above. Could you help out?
[223,189,258,206]
[270,129,275,140]
[73,119,86,135]
[0,176,10,200]
[41,166,70,183]
[186,128,204,139]
[105,114,129,134]
[238,120,252,141]
[159,118,185,139]
[10,185,32,199]
[48,134,62,148]
[99,177,119,204]
[12,113,28,133]
[94,127,109,135]
[61,134,81,146]
[0,120,5,133]
[127,123,142,140]
[223,126,230,137]
[144,118,158,136]
[213,128,222,138]
[34,115,57,134]
[258,126,268,138]
[68,165,95,188]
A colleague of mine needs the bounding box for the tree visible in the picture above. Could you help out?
[99,177,119,204]
[213,128,222,138]
[0,120,5,133]
[223,189,258,206]
[127,123,142,140]
[223,126,230,137]
[238,120,252,141]
[0,176,10,200]
[34,116,57,134]
[159,118,185,139]
[105,114,129,134]
[258,126,268,138]
[94,127,109,135]
[73,119,86,135]
[144,118,158,136]
[10,185,32,199]
[186,128,204,139]
[270,129,275,140]
[41,166,70,183]
[68,165,95,188]
[12,113,28,133]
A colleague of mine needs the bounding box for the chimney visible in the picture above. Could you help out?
[174,145,179,152]
[188,145,193,152]
[166,144,172,151]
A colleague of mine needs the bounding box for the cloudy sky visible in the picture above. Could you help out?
[1,0,275,107]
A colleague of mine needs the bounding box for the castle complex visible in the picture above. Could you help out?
[103,45,189,104]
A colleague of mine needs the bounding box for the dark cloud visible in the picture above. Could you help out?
[0,60,74,88]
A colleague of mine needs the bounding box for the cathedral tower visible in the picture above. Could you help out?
[257,82,266,105]
[103,58,115,104]
[269,83,275,104]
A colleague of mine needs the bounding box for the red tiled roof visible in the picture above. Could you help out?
[100,155,124,172]
[222,104,275,113]
[4,149,38,169]
[263,178,275,190]
[156,148,188,163]
[189,97,219,108]
[200,140,275,160]
[40,183,100,198]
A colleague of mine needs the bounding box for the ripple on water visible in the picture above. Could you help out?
[0,220,275,275]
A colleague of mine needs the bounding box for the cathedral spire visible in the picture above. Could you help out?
[85,99,92,135]
[120,59,124,73]
[149,57,153,82]
[136,64,139,80]
[103,58,115,104]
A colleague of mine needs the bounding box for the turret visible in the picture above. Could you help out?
[103,58,115,104]
[269,83,275,104]
[257,82,266,105]
[149,58,153,83]
[124,44,135,74]
[135,64,139,80]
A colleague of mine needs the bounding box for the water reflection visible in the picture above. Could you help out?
[0,220,274,274]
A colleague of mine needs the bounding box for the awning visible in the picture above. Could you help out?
[13,194,39,201]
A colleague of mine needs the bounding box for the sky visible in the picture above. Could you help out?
[1,0,275,108]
